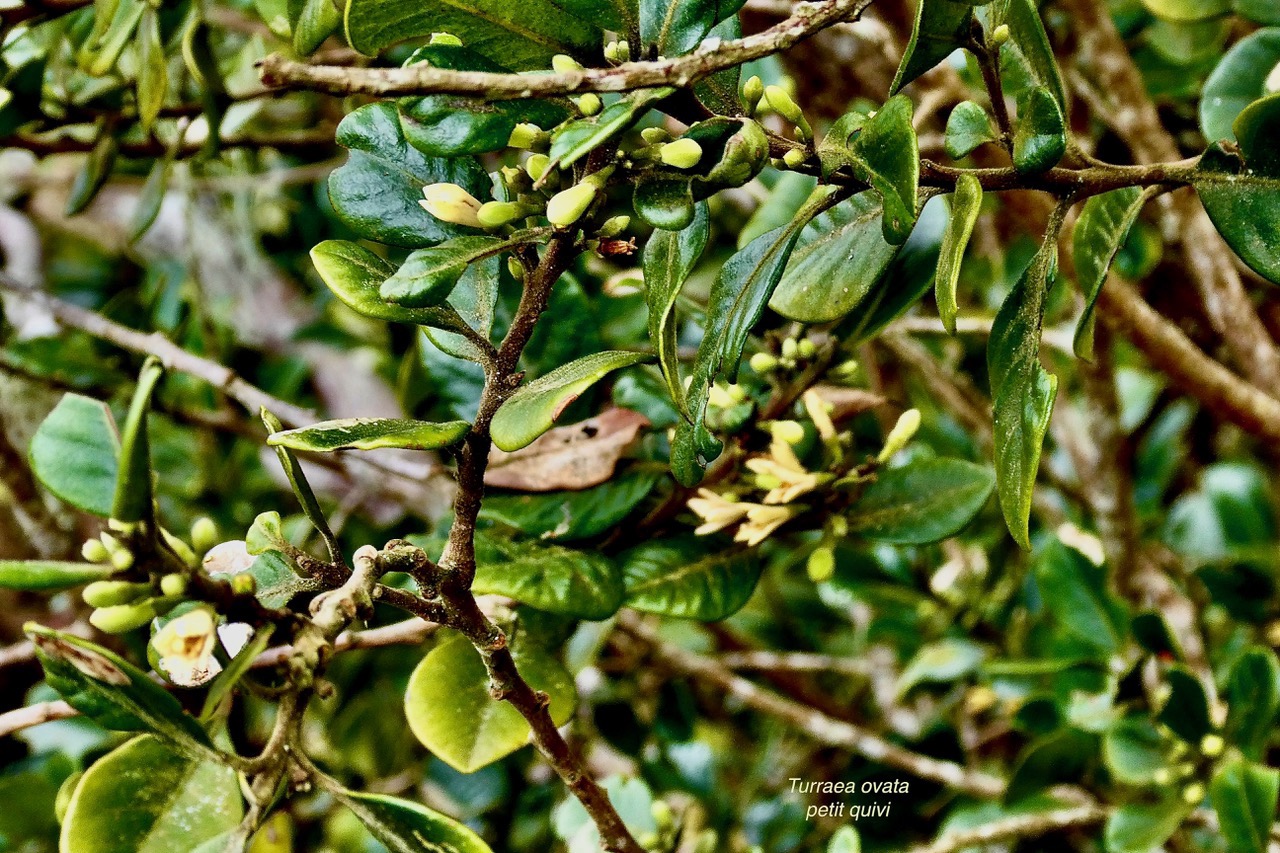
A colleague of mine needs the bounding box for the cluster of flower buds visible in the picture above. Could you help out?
[749,336,817,375]
[551,54,601,115]
[603,39,630,63]
[762,83,812,142]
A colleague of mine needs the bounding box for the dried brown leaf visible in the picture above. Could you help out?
[484,408,649,492]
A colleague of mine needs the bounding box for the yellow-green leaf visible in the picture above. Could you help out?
[268,418,470,453]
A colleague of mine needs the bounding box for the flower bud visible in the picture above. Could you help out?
[551,54,583,73]
[507,256,524,279]
[597,215,631,238]
[81,538,110,563]
[1153,768,1173,786]
[190,517,218,553]
[83,580,151,608]
[990,23,1010,46]
[641,127,671,145]
[575,93,602,116]
[660,138,704,169]
[604,40,629,62]
[525,153,552,182]
[782,148,806,169]
[763,85,811,140]
[161,528,197,569]
[878,408,921,462]
[771,420,806,445]
[702,118,769,188]
[781,338,799,359]
[99,532,123,555]
[107,518,137,534]
[749,352,778,373]
[743,75,764,113]
[1181,782,1205,805]
[1200,733,1225,757]
[797,339,817,359]
[807,545,835,583]
[546,182,598,227]
[230,573,257,595]
[159,573,188,597]
[420,183,484,227]
[477,200,526,229]
[89,600,158,634]
[507,122,542,149]
[111,548,135,571]
[429,32,463,46]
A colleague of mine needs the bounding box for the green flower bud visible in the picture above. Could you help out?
[797,339,817,359]
[781,338,799,359]
[660,138,704,169]
[507,122,542,149]
[782,148,806,169]
[159,573,188,597]
[230,573,257,595]
[525,153,552,182]
[507,256,524,279]
[546,182,598,227]
[807,545,836,583]
[110,548,135,571]
[190,517,218,553]
[83,580,152,608]
[420,183,484,227]
[604,40,630,62]
[1181,782,1205,805]
[703,118,769,188]
[429,32,463,46]
[990,24,1010,46]
[551,54,583,73]
[477,200,526,229]
[89,600,158,634]
[763,85,811,139]
[1153,768,1174,786]
[749,352,779,373]
[575,93,602,116]
[651,800,674,832]
[107,518,137,534]
[743,75,764,113]
[771,420,805,445]
[81,538,110,563]
[726,383,748,403]
[1200,734,1225,757]
[597,215,631,237]
[640,127,671,145]
[878,408,921,462]
[161,527,197,569]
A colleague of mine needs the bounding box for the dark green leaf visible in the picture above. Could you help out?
[490,351,652,451]
[1103,717,1168,785]
[1196,143,1280,286]
[425,253,502,362]
[1234,91,1280,175]
[849,458,995,544]
[849,95,920,244]
[1071,186,1149,357]
[66,134,118,216]
[29,393,119,517]
[292,0,340,54]
[634,173,696,230]
[1200,28,1280,144]
[944,100,999,159]
[127,155,171,243]
[1211,759,1279,853]
[268,418,470,453]
[243,550,316,609]
[1234,0,1280,24]
[890,0,975,95]
[936,173,982,333]
[112,357,163,524]
[978,0,1067,110]
[0,561,112,591]
[260,409,338,558]
[471,532,625,619]
[1157,666,1212,744]
[1226,647,1280,760]
[1034,540,1126,658]
[621,539,762,620]
[331,788,494,853]
[1105,801,1192,853]
[310,240,472,331]
[1012,86,1065,174]
[643,203,709,415]
[200,626,274,721]
[550,88,674,169]
[380,236,504,309]
[135,6,166,131]
[481,472,660,541]
[639,0,744,56]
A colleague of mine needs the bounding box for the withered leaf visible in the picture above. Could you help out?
[485,408,649,492]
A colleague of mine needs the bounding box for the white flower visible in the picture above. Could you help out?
[153,607,222,687]
[802,389,837,441]
[746,439,828,505]
[420,183,484,227]
[687,489,751,535]
[734,504,800,547]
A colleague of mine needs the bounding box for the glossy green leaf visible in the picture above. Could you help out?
[66,134,118,216]
[481,472,660,541]
[621,539,762,620]
[1196,143,1280,285]
[1212,759,1279,853]
[1227,647,1280,760]
[978,0,1067,110]
[405,630,575,772]
[936,173,982,333]
[310,240,471,331]
[26,624,215,758]
[135,6,166,131]
[380,236,504,309]
[988,230,1059,548]
[738,171,817,248]
[944,100,999,159]
[292,0,340,54]
[60,735,241,853]
[328,103,489,249]
[29,393,120,517]
[1071,186,1148,357]
[1141,0,1229,21]
[891,0,975,95]
[490,351,652,451]
[1234,91,1280,175]
[82,0,142,76]
[261,409,338,559]
[644,204,709,415]
[243,550,316,609]
[471,532,625,619]
[1012,86,1065,174]
[849,458,995,544]
[769,191,901,323]
[634,173,696,230]
[639,0,745,56]
[268,418,470,453]
[112,357,163,524]
[1105,801,1192,853]
[344,0,600,67]
[1235,0,1280,24]
[1200,28,1280,144]
[849,95,920,244]
[897,638,986,694]
[550,88,674,169]
[331,788,494,853]
[425,253,502,363]
[0,561,112,591]
[1157,667,1212,744]
[1035,540,1126,658]
[1103,718,1167,785]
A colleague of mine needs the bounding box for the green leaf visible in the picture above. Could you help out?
[381,236,505,309]
[260,409,338,558]
[639,0,744,56]
[644,203,709,416]
[328,103,489,249]
[849,94,920,244]
[1105,801,1192,853]
[1234,92,1280,176]
[135,6,166,131]
[425,252,502,362]
[1103,718,1168,785]
[1226,647,1280,760]
[935,173,982,333]
[268,418,470,453]
[1200,28,1280,144]
[331,788,494,853]
[621,539,762,620]
[1212,759,1279,853]
[481,474,660,541]
[405,630,575,772]
[1158,667,1212,744]
[769,191,901,323]
[890,0,975,95]
[1071,186,1149,358]
[66,133,118,217]
[310,240,471,331]
[550,88,674,169]
[60,735,241,853]
[292,0,340,54]
[1141,0,1229,21]
[112,357,163,524]
[127,155,172,243]
[344,0,600,67]
[897,638,986,694]
[200,626,274,722]
[29,393,119,517]
[633,173,696,230]
[243,550,316,608]
[1034,540,1126,658]
[828,826,862,853]
[1196,143,1280,285]
[490,351,652,451]
[1235,0,1280,24]
[1012,86,1065,174]
[988,229,1059,548]
[0,561,111,591]
[978,0,1068,110]
[848,457,995,544]
[471,532,625,619]
[26,624,215,758]
[945,100,999,159]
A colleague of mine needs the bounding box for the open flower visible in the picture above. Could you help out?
[152,606,221,687]
[687,488,752,535]
[746,439,829,505]
[735,504,800,547]
[420,183,484,227]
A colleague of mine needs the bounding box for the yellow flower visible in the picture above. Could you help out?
[802,389,837,441]
[746,439,828,504]
[420,183,484,227]
[687,489,751,535]
[152,607,220,687]
[735,504,800,546]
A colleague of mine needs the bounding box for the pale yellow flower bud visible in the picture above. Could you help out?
[749,352,778,373]
[576,93,602,116]
[660,138,704,169]
[81,538,109,563]
[507,122,542,149]
[1200,733,1225,757]
[551,54,583,73]
[782,149,805,169]
[807,546,835,582]
[546,182,598,227]
[525,153,552,182]
[477,200,525,229]
[420,183,484,227]
[877,408,921,462]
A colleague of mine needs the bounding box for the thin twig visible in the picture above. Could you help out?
[0,700,76,738]
[894,805,1108,853]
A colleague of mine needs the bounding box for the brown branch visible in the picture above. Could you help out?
[259,0,874,99]
[0,0,89,26]
[895,805,1108,853]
